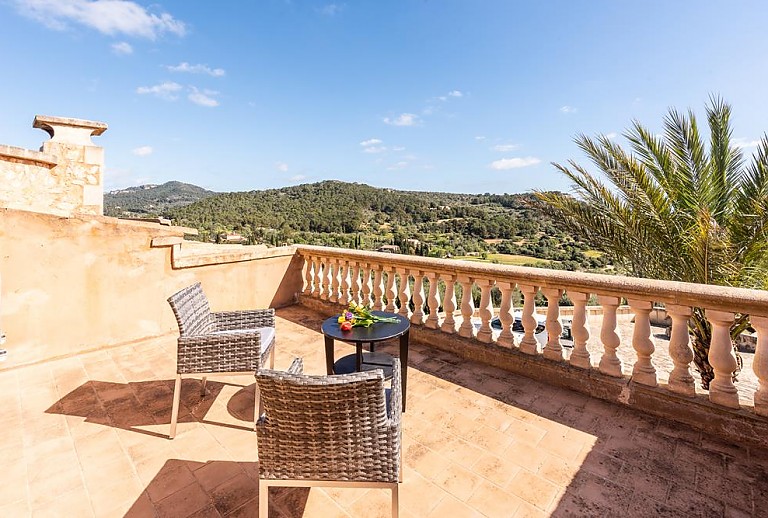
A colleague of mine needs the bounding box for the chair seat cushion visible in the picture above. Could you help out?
[210,326,275,353]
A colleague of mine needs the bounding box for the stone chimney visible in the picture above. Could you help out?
[0,115,107,217]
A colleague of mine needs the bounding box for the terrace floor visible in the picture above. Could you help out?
[1,305,767,517]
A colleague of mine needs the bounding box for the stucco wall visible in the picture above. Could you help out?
[0,208,302,369]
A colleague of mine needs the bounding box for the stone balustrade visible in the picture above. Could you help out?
[296,245,768,418]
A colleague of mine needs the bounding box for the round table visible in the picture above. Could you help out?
[321,311,410,411]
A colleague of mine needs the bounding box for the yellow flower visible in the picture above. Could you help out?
[337,315,346,324]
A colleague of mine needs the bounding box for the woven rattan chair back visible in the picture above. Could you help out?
[255,359,402,518]
[167,282,213,337]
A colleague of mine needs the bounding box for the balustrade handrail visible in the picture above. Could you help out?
[294,244,768,316]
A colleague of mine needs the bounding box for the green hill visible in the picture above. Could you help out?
[164,180,610,271]
[104,181,215,217]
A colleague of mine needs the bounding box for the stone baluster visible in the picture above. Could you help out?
[360,263,372,306]
[457,276,476,339]
[541,288,563,361]
[751,315,768,416]
[372,266,384,310]
[338,260,350,306]
[518,284,539,355]
[384,268,397,312]
[425,272,441,329]
[666,304,695,395]
[308,257,318,298]
[706,310,739,408]
[348,261,361,306]
[302,254,314,295]
[628,299,657,386]
[569,291,591,369]
[411,271,426,325]
[598,295,623,377]
[440,275,458,334]
[329,258,341,304]
[321,258,333,301]
[495,281,516,348]
[396,268,411,319]
[476,279,495,343]
[313,258,325,299]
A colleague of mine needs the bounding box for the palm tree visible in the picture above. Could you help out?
[537,98,768,389]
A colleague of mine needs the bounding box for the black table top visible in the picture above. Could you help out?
[321,310,410,342]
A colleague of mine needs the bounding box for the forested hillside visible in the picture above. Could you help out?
[104,181,215,216]
[165,180,610,271]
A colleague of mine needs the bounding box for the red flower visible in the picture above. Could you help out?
[340,321,353,332]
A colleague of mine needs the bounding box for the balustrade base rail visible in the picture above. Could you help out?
[299,295,768,451]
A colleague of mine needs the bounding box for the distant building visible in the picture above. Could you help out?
[377,244,400,253]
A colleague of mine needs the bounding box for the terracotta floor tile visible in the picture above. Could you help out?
[145,460,197,503]
[470,452,522,487]
[466,478,524,518]
[300,489,351,518]
[209,472,259,516]
[437,435,487,469]
[506,470,560,510]
[432,461,483,501]
[31,484,94,518]
[154,481,211,518]
[427,493,485,518]
[504,440,550,473]
[345,488,395,518]
[398,469,446,517]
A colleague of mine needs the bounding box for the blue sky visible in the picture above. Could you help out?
[1,1,767,194]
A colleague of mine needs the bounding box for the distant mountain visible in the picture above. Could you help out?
[104,181,215,217]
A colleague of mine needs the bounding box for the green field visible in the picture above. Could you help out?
[453,254,556,266]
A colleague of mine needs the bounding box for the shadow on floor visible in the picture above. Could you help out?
[47,378,256,438]
[124,459,310,517]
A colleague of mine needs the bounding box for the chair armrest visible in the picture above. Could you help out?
[388,358,402,428]
[177,331,261,374]
[212,309,275,330]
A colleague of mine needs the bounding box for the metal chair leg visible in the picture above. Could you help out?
[392,484,399,518]
[170,375,182,439]
[259,480,268,518]
[269,346,275,369]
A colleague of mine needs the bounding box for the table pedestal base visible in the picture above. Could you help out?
[334,352,396,379]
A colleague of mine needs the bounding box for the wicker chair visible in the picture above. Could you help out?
[255,358,402,518]
[167,282,276,439]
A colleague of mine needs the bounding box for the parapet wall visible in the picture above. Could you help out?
[0,115,107,216]
[0,208,302,369]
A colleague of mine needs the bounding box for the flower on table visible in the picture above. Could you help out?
[337,301,400,331]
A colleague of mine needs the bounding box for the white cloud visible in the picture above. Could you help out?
[475,136,486,141]
[733,137,761,149]
[359,138,382,147]
[290,174,307,182]
[387,161,409,170]
[560,105,577,114]
[188,87,220,107]
[276,162,289,172]
[136,81,182,100]
[318,3,343,15]
[448,90,463,98]
[363,146,387,154]
[392,146,405,151]
[605,132,617,140]
[489,157,541,170]
[384,113,419,126]
[111,41,132,55]
[492,144,518,152]
[14,0,186,39]
[167,62,225,77]
[132,145,153,156]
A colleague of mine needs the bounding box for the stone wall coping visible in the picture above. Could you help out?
[295,244,768,316]
[33,115,108,137]
[172,242,297,269]
[0,144,57,167]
